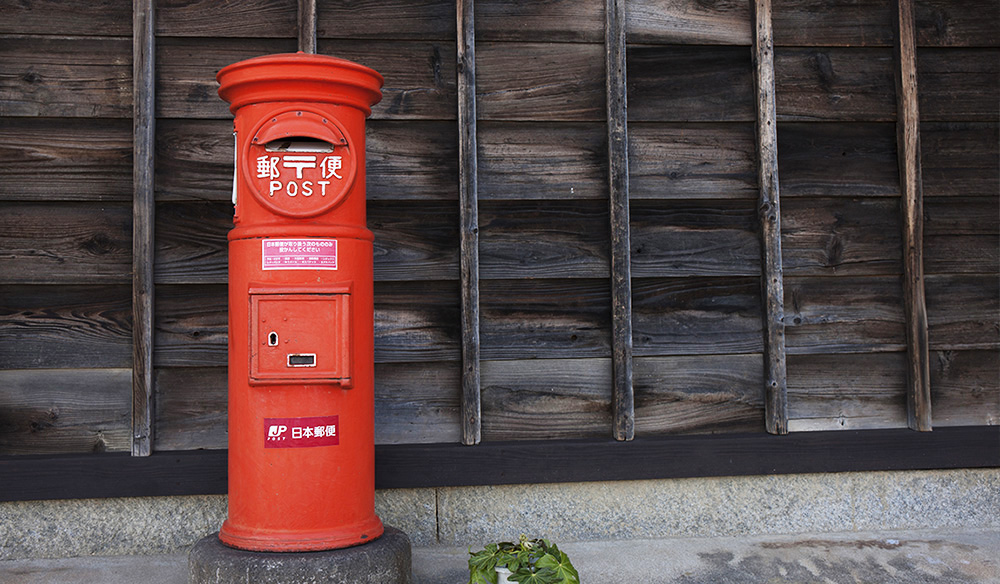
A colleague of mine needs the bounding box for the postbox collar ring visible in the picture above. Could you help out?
[241,107,359,219]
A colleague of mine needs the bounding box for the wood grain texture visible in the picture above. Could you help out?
[925,275,1000,350]
[481,358,612,441]
[781,197,902,276]
[478,122,606,200]
[0,202,132,284]
[154,284,228,368]
[628,123,757,200]
[374,280,462,363]
[777,122,899,198]
[370,201,460,282]
[457,0,481,445]
[774,47,896,122]
[920,122,999,198]
[633,354,765,435]
[632,277,763,356]
[477,0,603,43]
[298,0,317,53]
[480,279,611,360]
[786,352,907,432]
[0,285,132,370]
[0,118,131,202]
[153,202,230,284]
[0,369,131,455]
[924,197,1000,274]
[913,0,1000,47]
[0,0,131,36]
[477,42,605,121]
[318,0,454,40]
[629,0,750,45]
[153,366,226,451]
[772,0,894,47]
[784,276,906,354]
[917,48,1000,121]
[0,36,132,118]
[156,0,295,38]
[895,0,932,431]
[374,361,462,444]
[929,350,1000,427]
[629,200,760,277]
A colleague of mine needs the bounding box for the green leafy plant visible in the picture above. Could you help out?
[468,535,579,584]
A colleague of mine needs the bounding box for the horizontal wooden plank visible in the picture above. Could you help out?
[319,0,453,40]
[629,0,750,45]
[154,202,230,285]
[772,0,893,47]
[786,352,907,432]
[632,277,763,356]
[374,361,462,444]
[0,285,131,369]
[370,201,459,282]
[921,122,999,198]
[0,36,132,118]
[154,284,227,368]
[153,366,227,451]
[481,358,612,441]
[925,197,1000,274]
[479,200,610,279]
[633,353,765,435]
[930,350,1000,427]
[475,0,603,42]
[774,47,895,122]
[925,275,1000,350]
[478,122,606,200]
[156,38,456,120]
[781,197,903,276]
[0,368,130,455]
[628,123,757,200]
[630,200,760,277]
[777,122,899,198]
[0,118,131,202]
[918,48,1000,121]
[0,202,132,284]
[375,280,461,363]
[477,42,605,121]
[914,0,1000,47]
[784,276,906,354]
[154,119,233,202]
[156,0,295,38]
[628,46,754,122]
[0,0,131,36]
[480,279,611,360]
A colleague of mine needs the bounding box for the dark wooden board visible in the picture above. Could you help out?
[374,280,461,363]
[784,276,906,354]
[913,0,1000,47]
[374,361,462,444]
[930,350,1000,427]
[480,278,611,360]
[786,352,907,431]
[631,277,763,356]
[777,122,899,198]
[633,353,765,435]
[370,200,460,282]
[0,36,132,118]
[319,0,454,40]
[0,285,132,370]
[628,46,754,122]
[774,47,895,122]
[153,366,227,451]
[925,275,1000,350]
[0,118,131,202]
[478,122,606,200]
[0,202,132,284]
[154,202,230,285]
[0,368,130,455]
[918,48,1000,121]
[921,122,1000,198]
[480,358,612,441]
[0,0,131,36]
[629,200,760,277]
[477,42,605,122]
[781,197,903,276]
[924,197,1000,274]
[628,123,756,200]
[154,284,228,368]
[156,0,296,38]
[479,200,610,279]
[772,0,893,47]
[154,119,233,202]
[629,0,751,45]
[156,37,456,120]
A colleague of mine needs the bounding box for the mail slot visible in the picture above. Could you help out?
[216,53,383,553]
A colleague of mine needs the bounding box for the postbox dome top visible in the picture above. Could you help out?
[217,53,384,116]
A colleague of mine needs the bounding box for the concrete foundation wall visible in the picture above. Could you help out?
[2,469,997,560]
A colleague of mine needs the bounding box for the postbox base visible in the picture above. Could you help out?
[189,526,412,584]
[218,514,384,552]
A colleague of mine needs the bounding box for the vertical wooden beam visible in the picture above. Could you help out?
[751,0,788,435]
[457,0,481,445]
[298,0,317,54]
[132,0,156,456]
[895,0,932,431]
[606,0,634,441]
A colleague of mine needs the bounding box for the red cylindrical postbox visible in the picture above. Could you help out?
[216,53,383,552]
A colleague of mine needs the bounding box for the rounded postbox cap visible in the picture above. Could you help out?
[217,53,384,116]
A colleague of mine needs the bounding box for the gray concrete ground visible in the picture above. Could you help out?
[1,529,997,584]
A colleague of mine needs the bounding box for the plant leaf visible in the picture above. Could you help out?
[510,567,559,584]
[534,551,579,584]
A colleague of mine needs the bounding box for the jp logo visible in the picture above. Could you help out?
[267,425,288,440]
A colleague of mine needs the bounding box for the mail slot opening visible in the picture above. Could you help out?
[287,353,316,367]
[266,137,335,153]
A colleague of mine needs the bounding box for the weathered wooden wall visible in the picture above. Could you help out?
[0,0,997,461]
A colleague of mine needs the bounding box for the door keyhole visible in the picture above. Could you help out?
[267,332,279,347]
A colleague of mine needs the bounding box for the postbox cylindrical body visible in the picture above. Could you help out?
[216,53,384,552]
